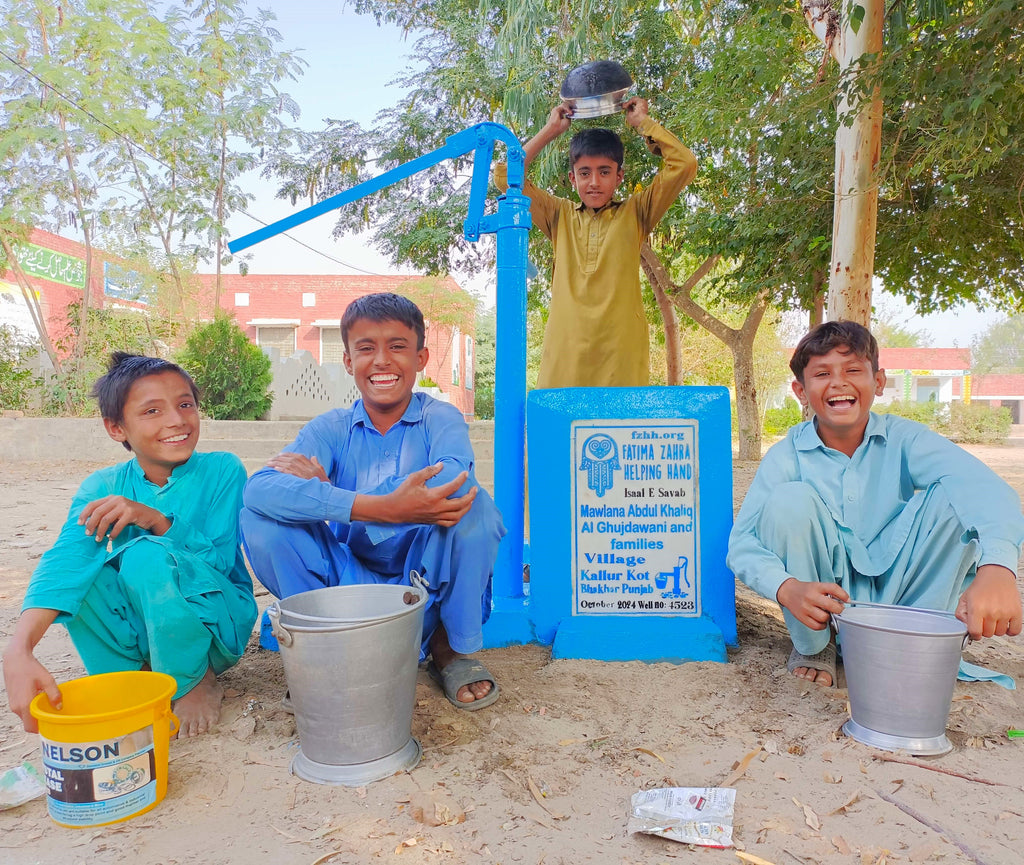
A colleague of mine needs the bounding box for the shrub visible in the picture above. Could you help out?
[177,316,272,420]
[874,399,947,430]
[0,325,37,411]
[946,402,1011,444]
[763,397,802,436]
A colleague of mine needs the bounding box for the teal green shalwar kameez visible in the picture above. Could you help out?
[22,452,257,698]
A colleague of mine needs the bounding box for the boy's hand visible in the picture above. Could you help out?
[543,102,573,136]
[267,452,329,483]
[956,564,1022,640]
[3,649,61,733]
[776,578,849,630]
[623,96,650,128]
[356,463,477,527]
[79,496,171,541]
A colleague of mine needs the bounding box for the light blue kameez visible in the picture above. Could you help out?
[23,453,257,698]
[240,393,505,659]
[728,413,1024,659]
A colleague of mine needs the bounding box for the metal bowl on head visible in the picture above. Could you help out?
[560,60,633,119]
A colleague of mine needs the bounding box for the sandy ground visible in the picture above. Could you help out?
[2,449,1024,865]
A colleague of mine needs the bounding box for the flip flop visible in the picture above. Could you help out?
[787,639,838,688]
[427,657,500,711]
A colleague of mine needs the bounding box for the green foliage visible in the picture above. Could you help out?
[1,0,304,331]
[0,325,37,411]
[876,0,1024,313]
[418,376,439,388]
[945,402,1011,444]
[472,308,496,419]
[970,316,1024,374]
[764,397,803,436]
[874,399,946,428]
[41,303,160,416]
[177,316,272,420]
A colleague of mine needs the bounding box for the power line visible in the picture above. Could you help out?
[0,47,382,276]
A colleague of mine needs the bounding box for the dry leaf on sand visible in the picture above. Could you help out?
[410,791,466,827]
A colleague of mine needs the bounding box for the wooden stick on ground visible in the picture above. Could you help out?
[871,752,1021,790]
[874,788,992,865]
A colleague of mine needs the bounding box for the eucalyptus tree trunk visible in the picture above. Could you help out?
[803,0,884,325]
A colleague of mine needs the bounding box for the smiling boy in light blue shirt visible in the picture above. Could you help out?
[728,321,1024,686]
[241,293,505,710]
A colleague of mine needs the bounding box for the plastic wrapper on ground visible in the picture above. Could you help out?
[627,786,736,847]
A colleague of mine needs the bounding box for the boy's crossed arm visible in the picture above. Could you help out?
[5,493,176,732]
[267,452,477,528]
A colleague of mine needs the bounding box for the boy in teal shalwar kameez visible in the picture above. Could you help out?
[3,354,256,737]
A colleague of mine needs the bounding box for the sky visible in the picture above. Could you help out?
[222,3,423,281]
[224,2,1008,345]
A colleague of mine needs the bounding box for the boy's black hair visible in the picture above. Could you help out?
[341,292,426,350]
[789,320,880,382]
[91,352,200,450]
[569,128,625,170]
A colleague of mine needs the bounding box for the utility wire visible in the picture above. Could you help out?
[0,47,381,276]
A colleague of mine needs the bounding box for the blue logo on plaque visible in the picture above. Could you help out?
[579,434,619,497]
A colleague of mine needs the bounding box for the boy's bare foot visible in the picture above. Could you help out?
[791,665,833,687]
[786,642,837,689]
[172,667,223,737]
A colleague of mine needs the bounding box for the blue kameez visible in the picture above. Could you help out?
[240,394,505,659]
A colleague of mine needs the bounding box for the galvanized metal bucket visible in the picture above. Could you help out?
[834,602,967,755]
[269,582,427,785]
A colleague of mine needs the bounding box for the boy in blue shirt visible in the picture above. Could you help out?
[240,293,505,710]
[4,354,257,736]
[728,321,1024,686]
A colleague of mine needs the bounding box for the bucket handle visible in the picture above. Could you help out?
[268,602,294,648]
[409,569,428,593]
[167,709,180,739]
[830,599,972,649]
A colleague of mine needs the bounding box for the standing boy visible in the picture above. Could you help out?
[240,293,505,710]
[728,321,1024,686]
[4,354,257,736]
[495,97,697,388]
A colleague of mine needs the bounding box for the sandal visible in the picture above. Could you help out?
[787,639,838,688]
[427,657,500,711]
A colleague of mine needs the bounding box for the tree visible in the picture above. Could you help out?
[870,296,930,347]
[971,317,1024,375]
[289,0,1021,458]
[803,0,1024,322]
[278,0,835,457]
[803,0,884,323]
[177,315,272,420]
[1,0,304,393]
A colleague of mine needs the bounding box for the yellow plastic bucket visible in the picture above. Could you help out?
[30,670,179,828]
